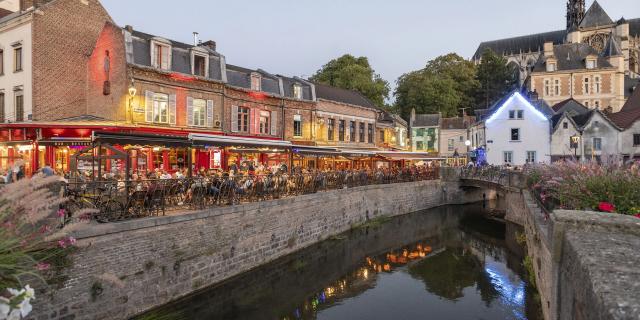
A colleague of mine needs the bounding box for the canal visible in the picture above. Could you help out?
[135,202,542,320]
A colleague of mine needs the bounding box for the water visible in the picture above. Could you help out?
[136,202,542,320]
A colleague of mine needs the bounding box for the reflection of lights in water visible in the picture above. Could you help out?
[363,268,369,279]
[484,265,526,320]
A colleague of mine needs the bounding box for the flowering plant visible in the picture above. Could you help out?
[0,176,91,318]
[526,158,640,215]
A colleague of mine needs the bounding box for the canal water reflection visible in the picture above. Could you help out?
[135,203,542,320]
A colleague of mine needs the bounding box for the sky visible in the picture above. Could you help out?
[101,0,640,94]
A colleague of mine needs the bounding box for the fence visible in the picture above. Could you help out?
[62,168,439,223]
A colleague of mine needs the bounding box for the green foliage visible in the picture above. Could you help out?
[310,54,390,107]
[394,53,479,119]
[523,256,537,290]
[475,48,518,108]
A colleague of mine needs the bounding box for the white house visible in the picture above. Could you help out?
[482,92,552,165]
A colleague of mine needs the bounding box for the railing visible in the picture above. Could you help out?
[459,166,512,186]
[62,168,439,223]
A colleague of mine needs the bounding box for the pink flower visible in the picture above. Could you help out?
[57,209,66,218]
[634,213,640,219]
[66,237,77,246]
[39,225,51,234]
[598,202,615,213]
[58,239,67,248]
[36,262,50,271]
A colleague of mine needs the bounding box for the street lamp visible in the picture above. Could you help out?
[465,140,471,165]
[570,135,580,159]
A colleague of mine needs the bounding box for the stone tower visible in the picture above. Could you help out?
[566,0,585,30]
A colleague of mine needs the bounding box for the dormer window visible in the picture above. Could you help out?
[191,50,209,77]
[151,39,172,70]
[293,84,303,99]
[251,73,261,91]
[546,61,556,72]
[586,58,597,69]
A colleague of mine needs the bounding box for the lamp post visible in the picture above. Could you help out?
[465,140,471,165]
[570,135,580,159]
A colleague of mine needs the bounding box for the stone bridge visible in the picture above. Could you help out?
[443,167,640,320]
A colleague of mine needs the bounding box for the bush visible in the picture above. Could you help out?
[525,159,640,215]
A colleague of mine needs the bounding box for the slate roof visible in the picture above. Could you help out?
[630,18,640,37]
[313,83,377,109]
[619,83,640,114]
[440,117,473,130]
[412,114,441,127]
[225,65,281,95]
[600,36,622,57]
[472,30,566,60]
[532,43,613,72]
[128,28,224,82]
[551,99,590,115]
[625,77,639,99]
[579,1,614,29]
[279,75,313,101]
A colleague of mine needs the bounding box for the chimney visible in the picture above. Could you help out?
[193,32,199,46]
[529,89,539,101]
[543,42,554,57]
[124,25,133,33]
[201,40,216,51]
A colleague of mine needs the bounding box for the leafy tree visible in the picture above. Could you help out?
[476,48,518,109]
[310,54,390,108]
[394,53,479,119]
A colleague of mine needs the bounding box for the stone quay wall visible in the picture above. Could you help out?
[31,178,486,320]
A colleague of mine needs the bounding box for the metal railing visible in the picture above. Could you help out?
[62,168,439,223]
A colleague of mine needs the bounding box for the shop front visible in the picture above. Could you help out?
[375,152,445,168]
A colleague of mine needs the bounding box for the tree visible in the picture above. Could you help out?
[310,54,390,108]
[394,53,479,119]
[476,48,518,109]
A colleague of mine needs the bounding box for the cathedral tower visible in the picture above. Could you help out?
[566,0,586,30]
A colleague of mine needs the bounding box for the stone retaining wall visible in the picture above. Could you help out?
[31,179,483,320]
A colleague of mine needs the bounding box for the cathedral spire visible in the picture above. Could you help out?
[566,0,586,30]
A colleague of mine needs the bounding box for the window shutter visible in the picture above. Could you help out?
[231,105,238,132]
[250,108,257,134]
[145,90,154,122]
[186,96,194,126]
[270,110,277,136]
[206,100,214,128]
[150,44,157,68]
[169,94,176,125]
[162,46,171,70]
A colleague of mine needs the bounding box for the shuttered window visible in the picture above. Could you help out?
[0,93,4,123]
[14,92,23,122]
[359,122,365,142]
[192,99,206,126]
[237,107,250,133]
[259,111,270,134]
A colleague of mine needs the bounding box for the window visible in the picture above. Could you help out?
[511,128,520,141]
[459,136,464,142]
[584,78,590,94]
[259,111,270,134]
[192,99,206,126]
[526,151,536,164]
[368,123,373,143]
[509,110,515,119]
[586,59,596,69]
[503,151,513,164]
[153,43,170,70]
[593,137,602,151]
[237,106,250,133]
[349,121,356,142]
[379,129,385,143]
[517,110,524,119]
[594,101,600,109]
[327,119,335,140]
[416,128,425,137]
[293,115,302,137]
[251,73,261,91]
[594,76,601,93]
[546,62,556,72]
[14,92,23,122]
[0,50,4,75]
[338,120,345,141]
[0,93,4,122]
[13,47,22,72]
[359,122,365,142]
[563,122,568,129]
[448,139,454,151]
[554,79,560,96]
[152,93,169,123]
[293,84,303,99]
[544,80,550,96]
[634,134,640,146]
[416,141,424,151]
[193,55,206,77]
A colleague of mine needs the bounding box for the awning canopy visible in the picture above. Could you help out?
[377,152,445,161]
[38,138,92,146]
[189,133,292,148]
[92,131,191,147]
[292,146,342,155]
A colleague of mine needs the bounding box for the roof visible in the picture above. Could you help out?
[225,64,281,95]
[472,30,566,60]
[278,75,313,101]
[624,77,639,99]
[412,114,440,127]
[532,43,613,72]
[571,111,594,127]
[440,116,473,130]
[551,99,590,115]
[579,1,613,29]
[619,83,640,113]
[600,36,622,57]
[630,18,640,37]
[0,8,14,19]
[609,108,640,129]
[313,82,377,109]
